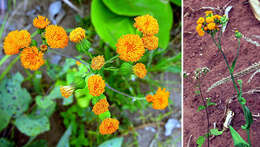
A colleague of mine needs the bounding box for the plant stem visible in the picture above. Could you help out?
[198,80,210,147]
[0,55,20,81]
[104,55,119,65]
[0,55,10,67]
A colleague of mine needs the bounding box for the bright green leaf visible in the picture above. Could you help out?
[98,137,123,147]
[196,136,205,147]
[229,126,249,147]
[197,105,206,112]
[170,0,181,6]
[210,128,223,136]
[98,111,111,120]
[56,124,72,147]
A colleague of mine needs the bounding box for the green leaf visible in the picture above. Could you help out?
[0,138,15,147]
[165,65,181,73]
[229,126,249,147]
[14,115,50,137]
[91,0,135,48]
[98,111,111,120]
[33,71,42,94]
[196,136,205,147]
[76,38,91,53]
[197,105,206,112]
[241,106,253,130]
[206,98,217,107]
[56,124,72,147]
[98,137,123,147]
[102,0,173,49]
[210,128,223,136]
[170,0,181,6]
[36,96,55,109]
[0,73,32,131]
[92,94,106,105]
[24,140,47,147]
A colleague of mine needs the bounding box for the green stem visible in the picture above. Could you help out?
[0,55,10,67]
[31,31,38,38]
[0,55,20,81]
[104,55,119,65]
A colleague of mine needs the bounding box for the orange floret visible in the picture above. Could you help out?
[206,17,214,23]
[20,46,45,71]
[146,94,154,102]
[134,14,159,35]
[196,24,205,36]
[99,118,119,135]
[88,75,105,96]
[197,17,205,24]
[152,88,170,110]
[207,23,216,30]
[116,34,145,62]
[91,55,105,70]
[92,98,110,115]
[133,63,147,79]
[205,11,213,16]
[3,30,31,55]
[69,27,86,43]
[33,15,50,29]
[142,35,158,50]
[60,86,75,98]
[45,25,68,48]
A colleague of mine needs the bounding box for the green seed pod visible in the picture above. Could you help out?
[76,38,91,53]
[120,62,133,76]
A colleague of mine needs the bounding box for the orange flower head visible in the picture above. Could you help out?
[69,27,86,43]
[76,61,82,66]
[196,24,205,36]
[99,118,119,135]
[133,63,147,79]
[197,17,205,24]
[142,35,158,50]
[91,55,105,70]
[214,15,222,20]
[88,75,105,96]
[134,14,159,35]
[20,46,45,70]
[45,25,68,48]
[40,44,48,52]
[92,98,110,115]
[60,86,75,98]
[206,17,214,23]
[3,30,31,55]
[116,34,145,62]
[207,23,216,30]
[33,15,50,29]
[3,30,21,55]
[152,88,170,110]
[146,94,154,102]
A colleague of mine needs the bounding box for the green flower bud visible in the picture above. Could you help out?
[235,30,242,39]
[76,38,91,53]
[120,62,133,76]
[31,39,37,47]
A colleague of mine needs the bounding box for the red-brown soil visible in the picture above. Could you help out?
[184,0,260,146]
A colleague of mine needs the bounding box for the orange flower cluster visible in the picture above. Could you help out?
[116,34,145,62]
[92,98,109,115]
[45,25,68,48]
[33,16,50,29]
[20,46,45,70]
[99,118,119,135]
[91,55,105,70]
[142,35,158,51]
[3,30,31,55]
[69,27,86,43]
[60,86,75,98]
[133,63,147,79]
[146,87,170,110]
[88,75,105,96]
[196,11,222,36]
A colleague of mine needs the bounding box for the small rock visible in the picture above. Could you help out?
[164,118,181,136]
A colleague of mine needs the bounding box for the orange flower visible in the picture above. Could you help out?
[88,75,105,96]
[196,24,205,37]
[152,88,170,110]
[92,98,109,115]
[20,46,45,70]
[146,94,154,102]
[3,30,31,55]
[33,15,50,29]
[133,63,147,79]
[99,118,119,135]
[91,55,105,70]
[206,17,214,23]
[142,35,158,50]
[205,11,213,16]
[116,34,145,62]
[40,44,48,52]
[146,88,170,110]
[45,25,68,48]
[197,17,205,24]
[134,14,159,35]
[60,86,75,98]
[76,61,82,66]
[207,23,216,30]
[213,15,222,20]
[69,27,86,43]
